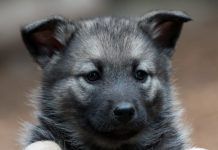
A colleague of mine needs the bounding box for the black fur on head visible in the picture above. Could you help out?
[21,10,191,150]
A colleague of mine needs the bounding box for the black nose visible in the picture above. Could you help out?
[113,102,135,123]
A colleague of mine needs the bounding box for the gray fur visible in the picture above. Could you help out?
[21,10,191,150]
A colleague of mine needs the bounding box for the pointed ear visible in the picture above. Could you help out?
[21,16,75,67]
[138,10,191,57]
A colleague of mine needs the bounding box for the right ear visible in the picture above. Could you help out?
[21,16,75,67]
[138,10,191,57]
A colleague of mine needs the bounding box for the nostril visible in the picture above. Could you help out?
[113,102,135,123]
[114,106,135,116]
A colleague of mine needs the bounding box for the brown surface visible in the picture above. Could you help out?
[0,1,218,150]
[174,19,218,149]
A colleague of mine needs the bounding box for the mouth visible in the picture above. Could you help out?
[98,128,141,140]
[84,110,147,141]
[86,120,143,141]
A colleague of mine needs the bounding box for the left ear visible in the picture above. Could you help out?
[21,16,75,68]
[138,10,191,57]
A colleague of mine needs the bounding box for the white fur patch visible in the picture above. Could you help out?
[130,38,145,58]
[148,77,161,100]
[25,141,61,150]
[84,20,96,29]
[138,59,155,73]
[142,76,161,101]
[74,61,97,74]
[81,36,102,58]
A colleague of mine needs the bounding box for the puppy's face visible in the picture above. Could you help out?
[22,11,190,143]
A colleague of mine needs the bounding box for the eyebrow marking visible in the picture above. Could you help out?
[73,59,103,75]
[137,59,156,73]
[73,61,97,75]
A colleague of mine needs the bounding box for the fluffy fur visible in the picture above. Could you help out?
[21,10,192,150]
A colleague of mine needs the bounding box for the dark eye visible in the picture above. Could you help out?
[134,70,148,81]
[86,71,101,82]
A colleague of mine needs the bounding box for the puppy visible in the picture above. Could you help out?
[21,10,199,150]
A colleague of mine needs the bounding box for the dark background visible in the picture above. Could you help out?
[0,0,217,149]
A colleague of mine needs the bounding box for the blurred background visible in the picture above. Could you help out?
[0,0,217,149]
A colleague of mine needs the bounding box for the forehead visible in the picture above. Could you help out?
[68,17,157,64]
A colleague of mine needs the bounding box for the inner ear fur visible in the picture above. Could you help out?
[138,10,191,57]
[21,16,75,67]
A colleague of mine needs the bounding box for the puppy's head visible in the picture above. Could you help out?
[22,10,190,144]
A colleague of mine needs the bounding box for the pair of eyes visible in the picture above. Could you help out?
[84,70,149,83]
